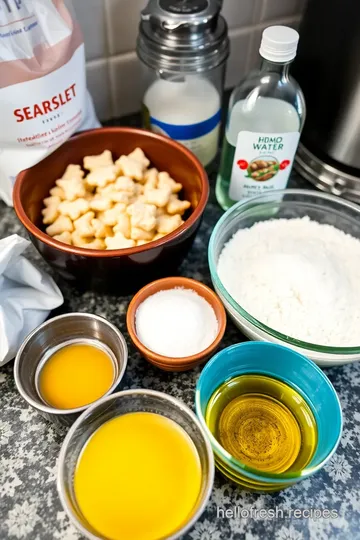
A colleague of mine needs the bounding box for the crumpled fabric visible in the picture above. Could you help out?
[0,234,63,365]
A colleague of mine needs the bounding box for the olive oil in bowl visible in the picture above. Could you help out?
[205,374,317,475]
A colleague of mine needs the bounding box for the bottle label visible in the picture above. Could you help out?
[229,131,300,200]
[143,105,221,167]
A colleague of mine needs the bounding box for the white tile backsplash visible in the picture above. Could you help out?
[72,0,307,120]
[105,0,148,55]
[261,0,306,22]
[109,52,145,117]
[225,28,252,89]
[221,0,262,29]
[73,0,108,60]
[86,59,113,121]
[247,28,262,74]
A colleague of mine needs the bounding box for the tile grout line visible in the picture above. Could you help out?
[86,50,138,68]
[103,0,113,58]
[260,0,267,23]
[245,30,256,74]
[108,59,118,121]
[246,0,260,73]
[102,0,116,119]
[105,58,114,121]
[228,14,303,37]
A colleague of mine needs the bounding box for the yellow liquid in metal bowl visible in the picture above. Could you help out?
[206,375,317,483]
[38,343,114,409]
[74,412,202,540]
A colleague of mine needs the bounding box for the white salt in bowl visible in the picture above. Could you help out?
[209,189,360,367]
[126,277,227,371]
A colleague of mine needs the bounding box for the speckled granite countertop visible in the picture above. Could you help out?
[1,154,360,540]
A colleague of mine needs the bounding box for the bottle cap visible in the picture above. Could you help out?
[259,25,299,63]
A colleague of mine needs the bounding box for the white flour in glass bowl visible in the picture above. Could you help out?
[217,216,360,348]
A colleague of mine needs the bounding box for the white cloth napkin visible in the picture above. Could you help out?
[0,235,63,366]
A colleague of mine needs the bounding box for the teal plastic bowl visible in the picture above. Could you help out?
[195,342,343,490]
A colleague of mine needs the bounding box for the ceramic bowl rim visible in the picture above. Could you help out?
[13,127,209,258]
[126,276,227,366]
[195,341,343,484]
[208,188,360,356]
[13,312,128,415]
[57,388,215,540]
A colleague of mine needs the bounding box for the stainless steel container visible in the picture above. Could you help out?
[292,0,360,201]
[137,0,229,75]
[14,313,128,429]
[57,389,214,540]
[137,0,229,167]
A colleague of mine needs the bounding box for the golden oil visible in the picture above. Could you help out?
[205,374,317,474]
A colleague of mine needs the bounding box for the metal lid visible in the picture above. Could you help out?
[137,0,229,73]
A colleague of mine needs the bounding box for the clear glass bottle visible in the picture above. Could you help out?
[216,26,306,210]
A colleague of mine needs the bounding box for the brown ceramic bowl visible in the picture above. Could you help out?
[13,127,209,293]
[126,277,227,371]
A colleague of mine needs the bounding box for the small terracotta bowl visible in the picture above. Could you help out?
[126,277,227,371]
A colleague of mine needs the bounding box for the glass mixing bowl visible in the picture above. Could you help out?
[208,189,360,366]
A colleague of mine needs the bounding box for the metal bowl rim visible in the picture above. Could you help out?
[56,388,215,540]
[13,312,128,415]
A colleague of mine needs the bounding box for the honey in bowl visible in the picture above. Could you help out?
[205,374,317,474]
[74,412,202,540]
[38,343,114,409]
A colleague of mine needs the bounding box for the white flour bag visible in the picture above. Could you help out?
[0,0,100,206]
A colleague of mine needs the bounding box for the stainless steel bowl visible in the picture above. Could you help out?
[57,389,214,540]
[14,313,128,428]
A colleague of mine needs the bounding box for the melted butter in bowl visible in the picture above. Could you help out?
[37,340,115,410]
[73,412,202,540]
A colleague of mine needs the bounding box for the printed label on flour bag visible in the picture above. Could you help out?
[229,131,300,201]
[0,0,99,206]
